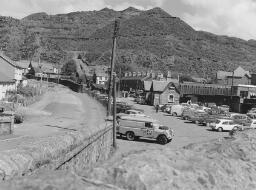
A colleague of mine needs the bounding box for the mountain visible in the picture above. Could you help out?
[0,7,256,78]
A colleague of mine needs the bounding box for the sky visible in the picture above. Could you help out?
[1,0,256,40]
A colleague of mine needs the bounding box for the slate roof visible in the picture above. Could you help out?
[0,53,22,69]
[0,71,14,83]
[152,81,170,92]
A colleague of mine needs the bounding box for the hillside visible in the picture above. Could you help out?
[1,7,256,77]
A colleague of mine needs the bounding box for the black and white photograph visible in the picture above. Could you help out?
[0,0,256,189]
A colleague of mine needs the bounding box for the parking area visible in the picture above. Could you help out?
[114,98,228,158]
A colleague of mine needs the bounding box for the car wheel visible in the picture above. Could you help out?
[217,127,223,132]
[157,135,168,145]
[233,126,238,131]
[126,131,135,141]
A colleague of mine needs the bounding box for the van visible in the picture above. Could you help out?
[170,105,185,117]
[117,116,174,145]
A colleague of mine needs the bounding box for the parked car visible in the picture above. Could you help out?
[117,109,148,119]
[218,105,230,113]
[230,113,251,126]
[161,104,173,112]
[170,104,185,117]
[247,108,256,119]
[182,108,207,123]
[117,115,174,145]
[249,119,256,129]
[209,119,243,132]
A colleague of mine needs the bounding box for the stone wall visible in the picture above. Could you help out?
[0,117,13,136]
[0,123,113,180]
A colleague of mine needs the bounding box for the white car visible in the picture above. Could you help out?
[209,119,242,132]
[117,109,149,118]
[250,119,256,129]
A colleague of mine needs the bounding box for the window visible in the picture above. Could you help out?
[168,94,174,103]
[240,91,248,98]
[145,122,153,128]
[222,121,228,125]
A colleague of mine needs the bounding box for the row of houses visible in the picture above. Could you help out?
[119,67,256,113]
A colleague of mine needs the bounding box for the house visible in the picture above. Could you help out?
[0,52,23,85]
[148,81,180,106]
[92,71,109,85]
[216,66,251,85]
[0,71,16,100]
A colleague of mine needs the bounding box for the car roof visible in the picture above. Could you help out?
[218,119,232,122]
[119,115,156,122]
[127,109,141,112]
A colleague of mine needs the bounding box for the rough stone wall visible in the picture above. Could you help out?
[0,123,113,180]
[57,125,113,172]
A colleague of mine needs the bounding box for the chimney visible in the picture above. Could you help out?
[167,71,171,78]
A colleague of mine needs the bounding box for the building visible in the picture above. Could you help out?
[148,81,180,106]
[93,71,109,85]
[0,71,16,100]
[231,84,256,113]
[180,82,231,105]
[216,66,251,85]
[0,52,23,85]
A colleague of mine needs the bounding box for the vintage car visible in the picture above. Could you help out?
[116,109,148,119]
[230,113,251,126]
[117,116,174,145]
[161,104,173,113]
[209,119,243,132]
[247,108,256,119]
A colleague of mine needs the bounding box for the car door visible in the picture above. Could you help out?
[221,121,229,130]
[142,122,154,138]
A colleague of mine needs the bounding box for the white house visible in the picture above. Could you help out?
[0,71,16,100]
[0,52,26,100]
[0,52,24,85]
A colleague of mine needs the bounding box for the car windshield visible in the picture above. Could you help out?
[216,120,221,124]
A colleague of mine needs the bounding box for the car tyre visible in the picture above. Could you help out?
[157,135,168,145]
[126,131,135,141]
[217,127,223,132]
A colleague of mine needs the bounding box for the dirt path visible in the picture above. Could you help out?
[0,85,106,151]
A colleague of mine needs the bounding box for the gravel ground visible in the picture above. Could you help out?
[112,98,228,159]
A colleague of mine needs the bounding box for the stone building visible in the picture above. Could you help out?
[148,81,180,106]
[216,66,251,85]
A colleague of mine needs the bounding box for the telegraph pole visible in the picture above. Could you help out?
[107,20,120,116]
[113,73,117,148]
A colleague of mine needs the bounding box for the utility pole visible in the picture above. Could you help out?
[231,70,234,110]
[113,73,117,148]
[107,20,120,117]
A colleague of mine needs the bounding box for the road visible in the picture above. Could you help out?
[0,85,106,151]
[112,98,228,159]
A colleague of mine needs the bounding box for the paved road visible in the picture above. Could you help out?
[113,98,228,158]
